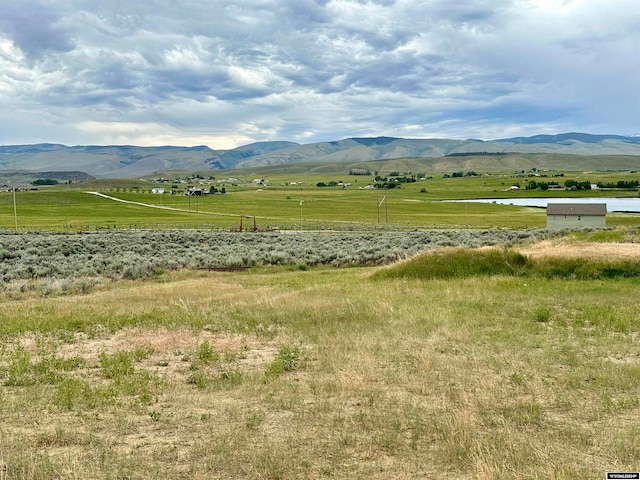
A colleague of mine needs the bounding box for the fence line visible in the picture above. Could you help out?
[1,221,435,234]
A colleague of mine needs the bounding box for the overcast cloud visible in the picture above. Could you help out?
[0,0,638,148]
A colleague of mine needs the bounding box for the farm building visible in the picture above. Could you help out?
[546,203,606,229]
[151,188,165,194]
[186,187,208,196]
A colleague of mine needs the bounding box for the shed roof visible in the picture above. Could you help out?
[546,203,607,216]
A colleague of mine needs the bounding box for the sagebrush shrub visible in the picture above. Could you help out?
[0,229,554,287]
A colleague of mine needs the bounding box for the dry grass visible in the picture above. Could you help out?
[515,227,640,261]
[0,256,639,479]
[516,239,640,260]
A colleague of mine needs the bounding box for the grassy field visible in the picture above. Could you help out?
[1,162,640,478]
[1,233,639,478]
[3,167,640,230]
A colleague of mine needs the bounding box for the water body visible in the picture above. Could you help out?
[449,197,640,213]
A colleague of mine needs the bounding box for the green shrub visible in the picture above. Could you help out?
[99,351,134,380]
[533,306,551,323]
[264,345,303,379]
[197,340,219,363]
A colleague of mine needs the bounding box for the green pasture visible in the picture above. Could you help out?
[0,190,215,230]
[2,168,640,230]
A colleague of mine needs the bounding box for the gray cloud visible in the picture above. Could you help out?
[0,0,638,147]
[0,0,75,57]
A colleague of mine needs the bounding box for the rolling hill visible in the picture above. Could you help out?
[1,133,640,178]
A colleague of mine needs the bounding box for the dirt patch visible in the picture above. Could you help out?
[606,354,640,365]
[59,328,259,356]
[11,328,280,385]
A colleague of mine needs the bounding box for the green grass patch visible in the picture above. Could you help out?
[375,247,640,280]
[570,227,640,243]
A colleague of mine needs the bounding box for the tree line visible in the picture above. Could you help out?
[526,179,640,191]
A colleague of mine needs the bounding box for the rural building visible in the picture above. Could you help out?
[546,203,607,229]
[186,187,204,196]
[151,188,165,194]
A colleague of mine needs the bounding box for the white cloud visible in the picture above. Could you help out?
[75,121,252,148]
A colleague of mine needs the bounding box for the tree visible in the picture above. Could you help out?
[32,178,58,185]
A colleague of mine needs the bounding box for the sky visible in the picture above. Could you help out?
[0,0,638,149]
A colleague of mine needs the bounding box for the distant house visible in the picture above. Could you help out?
[509,185,520,191]
[151,188,165,194]
[546,203,607,229]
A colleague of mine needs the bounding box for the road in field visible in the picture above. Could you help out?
[85,191,241,217]
[84,191,341,228]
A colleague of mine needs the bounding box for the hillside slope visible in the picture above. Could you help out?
[227,153,640,177]
[1,134,640,178]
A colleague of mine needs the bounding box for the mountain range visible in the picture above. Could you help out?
[2,133,640,178]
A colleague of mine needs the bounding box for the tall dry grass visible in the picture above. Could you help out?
[0,262,638,478]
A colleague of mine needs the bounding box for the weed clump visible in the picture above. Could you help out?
[196,340,219,363]
[264,345,303,380]
[99,351,134,379]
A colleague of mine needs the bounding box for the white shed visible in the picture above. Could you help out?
[546,203,607,229]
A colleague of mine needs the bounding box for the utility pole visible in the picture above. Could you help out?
[385,188,388,223]
[378,188,387,224]
[299,200,304,230]
[12,186,18,231]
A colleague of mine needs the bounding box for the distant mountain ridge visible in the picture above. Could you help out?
[498,132,640,145]
[1,133,640,178]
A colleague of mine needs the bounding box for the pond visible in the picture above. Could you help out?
[447,197,640,213]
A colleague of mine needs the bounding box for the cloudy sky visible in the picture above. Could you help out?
[0,0,638,149]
